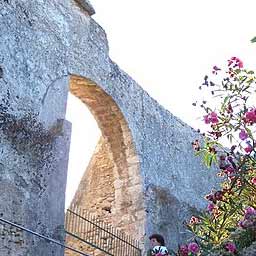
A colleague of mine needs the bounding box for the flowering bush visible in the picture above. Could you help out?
[176,242,200,256]
[180,57,256,255]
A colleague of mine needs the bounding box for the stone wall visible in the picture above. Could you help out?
[71,136,116,223]
[0,0,219,255]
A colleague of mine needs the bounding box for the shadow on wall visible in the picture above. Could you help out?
[145,184,201,250]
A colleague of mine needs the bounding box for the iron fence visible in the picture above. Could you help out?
[65,205,142,256]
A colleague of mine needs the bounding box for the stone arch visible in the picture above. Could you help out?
[67,75,145,242]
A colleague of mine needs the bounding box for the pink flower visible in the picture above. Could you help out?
[204,115,211,124]
[238,61,244,68]
[189,216,200,225]
[188,242,200,254]
[251,177,256,185]
[227,103,233,113]
[210,112,218,117]
[225,242,236,253]
[205,193,214,202]
[245,109,256,123]
[244,145,253,154]
[214,191,223,201]
[228,57,243,69]
[239,129,248,140]
[210,112,219,124]
[179,245,189,256]
[244,207,256,219]
[224,166,235,175]
[204,112,219,124]
[207,203,215,212]
[192,140,200,151]
[239,219,254,229]
[211,119,218,124]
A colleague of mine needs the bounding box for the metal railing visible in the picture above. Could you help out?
[65,205,142,256]
[0,217,91,256]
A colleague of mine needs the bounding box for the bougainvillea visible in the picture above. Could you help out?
[175,57,256,255]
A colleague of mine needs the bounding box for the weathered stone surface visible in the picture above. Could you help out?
[240,242,256,256]
[0,0,219,255]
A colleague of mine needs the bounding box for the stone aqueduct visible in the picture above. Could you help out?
[0,0,218,255]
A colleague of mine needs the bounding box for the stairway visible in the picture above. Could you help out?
[65,205,141,256]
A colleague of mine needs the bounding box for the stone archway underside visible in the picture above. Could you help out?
[67,75,145,243]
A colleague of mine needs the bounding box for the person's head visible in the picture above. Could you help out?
[149,234,165,248]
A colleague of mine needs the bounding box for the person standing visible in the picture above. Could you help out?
[146,234,170,256]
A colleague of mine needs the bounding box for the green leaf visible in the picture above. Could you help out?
[221,96,229,112]
[207,225,216,232]
[203,153,214,168]
[245,127,253,138]
[226,227,237,232]
[251,36,256,43]
[195,149,204,157]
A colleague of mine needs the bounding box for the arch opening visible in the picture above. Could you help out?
[65,75,145,253]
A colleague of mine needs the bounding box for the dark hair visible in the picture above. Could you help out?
[149,234,165,246]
